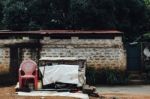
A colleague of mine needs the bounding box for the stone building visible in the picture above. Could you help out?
[0,30,126,75]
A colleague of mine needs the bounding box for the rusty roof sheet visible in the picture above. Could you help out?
[0,30,123,34]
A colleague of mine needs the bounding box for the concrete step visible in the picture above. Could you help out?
[128,73,142,79]
[128,79,146,85]
[128,71,147,84]
[128,71,144,79]
[127,71,140,74]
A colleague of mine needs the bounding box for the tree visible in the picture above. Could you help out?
[143,0,150,33]
[1,0,149,41]
[68,0,117,29]
[0,1,4,29]
[68,0,147,41]
[27,0,70,30]
[114,0,146,41]
[2,0,29,30]
[145,0,150,6]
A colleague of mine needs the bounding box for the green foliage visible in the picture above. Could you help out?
[2,0,29,30]
[143,0,150,34]
[145,0,150,6]
[0,1,4,29]
[86,67,128,85]
[0,0,149,41]
[69,0,117,29]
[2,0,70,30]
[143,32,150,38]
[26,0,70,29]
[105,69,128,85]
[69,0,148,41]
[115,0,146,40]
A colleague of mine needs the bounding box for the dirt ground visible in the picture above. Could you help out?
[97,85,150,99]
[0,86,150,99]
[0,86,99,99]
[100,93,150,99]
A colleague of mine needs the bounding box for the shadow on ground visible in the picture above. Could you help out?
[0,73,17,87]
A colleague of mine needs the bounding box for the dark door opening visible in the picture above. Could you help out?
[126,44,141,71]
[10,46,19,82]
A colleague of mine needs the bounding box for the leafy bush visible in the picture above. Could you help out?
[86,67,128,85]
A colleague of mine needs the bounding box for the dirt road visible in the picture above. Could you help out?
[0,85,150,99]
[0,86,72,99]
[0,86,96,99]
[97,85,150,99]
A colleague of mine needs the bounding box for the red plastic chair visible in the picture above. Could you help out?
[19,59,38,90]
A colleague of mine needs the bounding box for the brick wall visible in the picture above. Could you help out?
[0,47,10,73]
[0,39,39,74]
[40,36,126,70]
[0,35,126,74]
[20,48,39,63]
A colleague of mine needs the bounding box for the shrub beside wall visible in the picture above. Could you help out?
[86,67,128,85]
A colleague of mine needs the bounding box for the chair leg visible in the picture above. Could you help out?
[34,78,38,90]
[19,77,22,89]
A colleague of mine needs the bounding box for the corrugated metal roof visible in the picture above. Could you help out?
[0,30,123,34]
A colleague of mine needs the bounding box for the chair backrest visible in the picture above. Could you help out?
[20,59,37,75]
